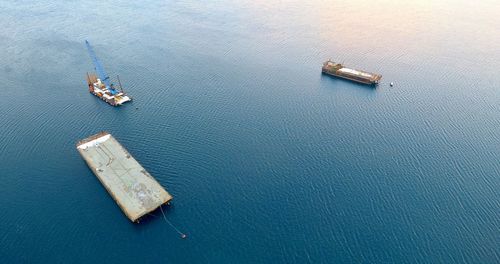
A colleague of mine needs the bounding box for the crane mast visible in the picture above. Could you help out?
[85,40,117,95]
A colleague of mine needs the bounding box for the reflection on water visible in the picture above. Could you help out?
[0,0,499,263]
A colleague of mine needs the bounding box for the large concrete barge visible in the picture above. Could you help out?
[76,131,172,222]
[322,60,382,85]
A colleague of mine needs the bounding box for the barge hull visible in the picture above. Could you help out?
[322,60,382,85]
[76,131,172,222]
[322,70,377,85]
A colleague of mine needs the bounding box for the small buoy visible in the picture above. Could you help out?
[181,234,187,239]
[136,107,139,110]
[390,82,394,87]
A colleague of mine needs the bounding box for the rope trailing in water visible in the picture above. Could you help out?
[159,205,187,239]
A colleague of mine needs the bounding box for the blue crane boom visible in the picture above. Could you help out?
[85,40,117,95]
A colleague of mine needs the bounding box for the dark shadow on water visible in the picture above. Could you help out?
[320,74,378,91]
[133,203,175,226]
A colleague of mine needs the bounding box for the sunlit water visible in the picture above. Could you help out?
[0,0,499,263]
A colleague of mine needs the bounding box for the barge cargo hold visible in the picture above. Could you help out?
[322,60,382,85]
[85,40,131,106]
[76,131,172,222]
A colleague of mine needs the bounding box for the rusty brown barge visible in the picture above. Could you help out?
[76,131,172,223]
[322,60,382,85]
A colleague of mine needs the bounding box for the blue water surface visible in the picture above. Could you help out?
[0,0,499,263]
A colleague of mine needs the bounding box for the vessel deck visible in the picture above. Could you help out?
[76,131,172,222]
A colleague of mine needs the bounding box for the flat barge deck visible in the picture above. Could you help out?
[322,60,382,85]
[76,131,172,222]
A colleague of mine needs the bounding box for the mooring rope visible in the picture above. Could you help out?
[159,205,187,239]
[147,212,158,218]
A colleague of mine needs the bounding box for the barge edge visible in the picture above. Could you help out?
[76,131,173,223]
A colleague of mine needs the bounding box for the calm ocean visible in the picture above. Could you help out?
[0,0,499,263]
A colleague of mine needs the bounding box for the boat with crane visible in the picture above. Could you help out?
[85,40,131,106]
